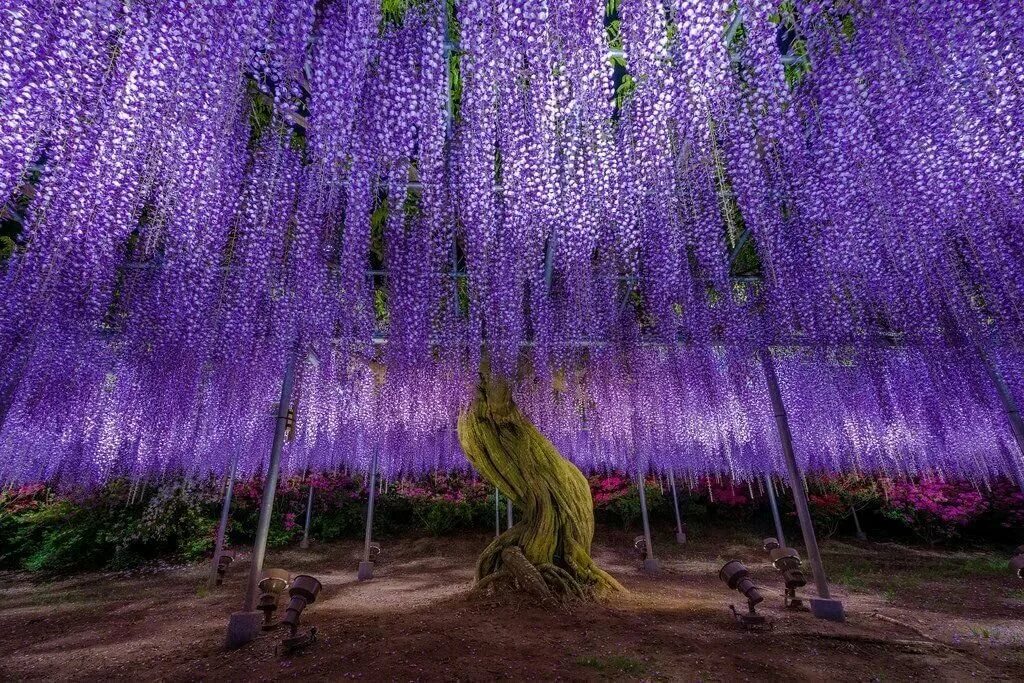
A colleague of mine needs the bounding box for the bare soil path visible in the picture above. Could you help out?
[1,527,1021,681]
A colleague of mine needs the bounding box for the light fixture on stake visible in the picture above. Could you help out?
[215,549,235,586]
[633,535,648,559]
[719,560,773,631]
[763,538,807,609]
[257,568,291,630]
[1011,545,1024,579]
[279,574,322,656]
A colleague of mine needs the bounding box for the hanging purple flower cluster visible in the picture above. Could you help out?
[0,1,1021,489]
[1,344,1020,490]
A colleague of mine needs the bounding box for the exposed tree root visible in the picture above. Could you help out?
[458,364,625,604]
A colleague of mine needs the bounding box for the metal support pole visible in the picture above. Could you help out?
[358,446,380,581]
[506,499,513,531]
[209,450,239,588]
[299,481,314,549]
[851,506,866,541]
[764,473,786,548]
[978,348,1024,490]
[669,468,686,544]
[227,351,297,648]
[637,463,659,573]
[494,488,501,538]
[758,348,844,621]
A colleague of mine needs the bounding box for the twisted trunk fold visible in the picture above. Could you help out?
[457,369,624,599]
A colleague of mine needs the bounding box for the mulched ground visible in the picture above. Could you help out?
[1,527,1022,681]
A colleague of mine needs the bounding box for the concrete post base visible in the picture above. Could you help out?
[810,597,845,622]
[642,558,660,574]
[225,611,263,649]
[357,560,374,581]
[299,538,310,549]
[675,532,687,545]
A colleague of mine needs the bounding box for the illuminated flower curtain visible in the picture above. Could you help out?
[0,0,1021,487]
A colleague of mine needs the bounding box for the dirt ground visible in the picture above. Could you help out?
[1,526,1022,681]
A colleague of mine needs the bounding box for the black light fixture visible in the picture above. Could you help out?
[763,537,807,609]
[215,549,235,586]
[719,560,772,630]
[279,574,322,655]
[1011,545,1024,579]
[257,568,290,630]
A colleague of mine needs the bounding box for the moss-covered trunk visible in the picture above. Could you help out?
[457,368,623,598]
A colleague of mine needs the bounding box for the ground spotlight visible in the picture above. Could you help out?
[719,560,772,630]
[1011,545,1024,579]
[279,574,322,656]
[257,568,290,630]
[633,535,647,559]
[763,537,807,609]
[215,549,235,586]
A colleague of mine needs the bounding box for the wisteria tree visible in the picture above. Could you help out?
[458,361,624,599]
[0,0,1022,600]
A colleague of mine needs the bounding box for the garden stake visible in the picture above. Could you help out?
[637,463,659,573]
[669,467,686,544]
[358,446,379,581]
[494,487,500,538]
[300,480,314,549]
[978,347,1024,492]
[209,449,239,588]
[764,473,787,549]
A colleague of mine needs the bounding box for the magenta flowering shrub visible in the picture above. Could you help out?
[702,478,751,507]
[0,483,46,514]
[589,473,632,506]
[394,472,492,504]
[3,471,1023,573]
[883,479,990,544]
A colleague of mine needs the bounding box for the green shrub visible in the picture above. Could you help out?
[414,498,475,536]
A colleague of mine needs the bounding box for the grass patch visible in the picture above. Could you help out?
[832,564,869,592]
[28,589,99,606]
[577,655,647,677]
[956,555,1007,577]
[824,548,1007,594]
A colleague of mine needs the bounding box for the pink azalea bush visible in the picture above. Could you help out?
[883,479,990,543]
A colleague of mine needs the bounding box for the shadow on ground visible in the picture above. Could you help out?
[1,527,1022,681]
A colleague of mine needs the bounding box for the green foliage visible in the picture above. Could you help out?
[0,481,218,572]
[0,235,14,261]
[3,472,1019,576]
[245,77,275,148]
[768,0,812,88]
[596,483,670,530]
[805,474,882,538]
[413,498,475,536]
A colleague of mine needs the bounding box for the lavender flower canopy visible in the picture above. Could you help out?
[0,0,1021,488]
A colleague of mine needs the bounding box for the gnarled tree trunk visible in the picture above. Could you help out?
[457,367,624,600]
